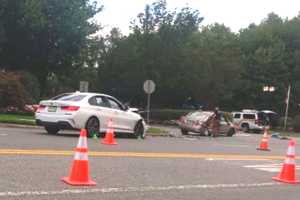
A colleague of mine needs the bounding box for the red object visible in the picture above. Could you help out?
[61,106,80,111]
[102,119,117,145]
[61,129,96,186]
[257,128,270,151]
[36,105,46,112]
[273,138,300,184]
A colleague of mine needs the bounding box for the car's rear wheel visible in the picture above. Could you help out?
[86,117,100,138]
[241,123,249,133]
[134,121,145,139]
[181,129,188,135]
[45,125,60,135]
[226,128,235,137]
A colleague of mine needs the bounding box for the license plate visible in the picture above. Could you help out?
[48,106,57,112]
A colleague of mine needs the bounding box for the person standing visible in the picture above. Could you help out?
[212,107,221,137]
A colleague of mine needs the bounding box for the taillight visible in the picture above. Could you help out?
[36,105,46,112]
[61,106,80,111]
[255,119,260,125]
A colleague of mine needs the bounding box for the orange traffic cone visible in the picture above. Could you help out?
[272,138,300,184]
[102,119,117,145]
[61,129,96,186]
[257,127,270,151]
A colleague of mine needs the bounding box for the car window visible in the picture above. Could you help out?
[233,113,241,118]
[55,94,86,102]
[243,114,255,119]
[88,96,110,108]
[107,98,122,110]
[51,93,72,100]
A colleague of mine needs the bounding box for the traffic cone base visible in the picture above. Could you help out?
[62,177,96,186]
[272,176,300,184]
[256,147,270,151]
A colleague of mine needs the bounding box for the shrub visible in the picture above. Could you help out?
[0,72,27,109]
[292,115,300,132]
[140,109,192,122]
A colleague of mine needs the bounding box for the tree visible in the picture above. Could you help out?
[0,0,102,95]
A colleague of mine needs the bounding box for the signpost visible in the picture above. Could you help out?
[143,80,156,124]
[79,81,89,92]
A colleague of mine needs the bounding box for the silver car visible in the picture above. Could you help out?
[35,92,146,138]
[178,111,235,137]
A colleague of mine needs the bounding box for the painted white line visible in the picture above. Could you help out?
[0,182,281,197]
[244,164,300,173]
[0,134,8,136]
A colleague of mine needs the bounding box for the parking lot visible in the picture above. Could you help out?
[0,125,299,200]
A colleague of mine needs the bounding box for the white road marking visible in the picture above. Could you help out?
[0,134,8,136]
[0,182,281,197]
[244,164,300,172]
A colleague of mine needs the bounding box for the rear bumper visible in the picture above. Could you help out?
[35,119,74,129]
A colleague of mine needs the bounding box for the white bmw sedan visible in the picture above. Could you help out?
[35,92,146,138]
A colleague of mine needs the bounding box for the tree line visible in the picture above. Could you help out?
[0,0,300,115]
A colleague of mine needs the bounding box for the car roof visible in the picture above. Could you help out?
[67,92,115,99]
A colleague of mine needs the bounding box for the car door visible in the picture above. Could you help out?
[219,113,230,134]
[105,97,133,132]
[87,96,115,132]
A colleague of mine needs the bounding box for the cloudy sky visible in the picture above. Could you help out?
[95,0,300,35]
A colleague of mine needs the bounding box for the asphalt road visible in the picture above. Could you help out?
[0,125,300,200]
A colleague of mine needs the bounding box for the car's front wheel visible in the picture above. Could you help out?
[86,117,100,138]
[241,123,249,133]
[45,125,60,135]
[134,121,145,139]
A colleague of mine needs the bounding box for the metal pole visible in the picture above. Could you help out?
[284,85,291,130]
[147,93,151,124]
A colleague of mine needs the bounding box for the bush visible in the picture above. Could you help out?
[20,71,40,104]
[278,116,293,129]
[0,72,27,109]
[141,109,192,122]
[292,115,300,132]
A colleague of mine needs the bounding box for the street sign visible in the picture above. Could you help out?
[79,81,89,92]
[143,80,156,94]
[143,80,156,124]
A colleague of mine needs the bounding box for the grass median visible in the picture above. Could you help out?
[0,114,35,125]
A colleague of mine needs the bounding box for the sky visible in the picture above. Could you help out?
[95,0,300,35]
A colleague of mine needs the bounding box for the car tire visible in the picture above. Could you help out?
[134,121,145,139]
[86,117,100,138]
[226,128,235,137]
[181,129,188,135]
[241,123,249,133]
[45,125,60,135]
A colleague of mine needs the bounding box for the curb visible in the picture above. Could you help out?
[0,123,41,129]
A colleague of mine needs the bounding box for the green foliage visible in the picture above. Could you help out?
[142,109,192,122]
[0,72,27,108]
[0,114,35,125]
[0,0,102,94]
[292,115,300,132]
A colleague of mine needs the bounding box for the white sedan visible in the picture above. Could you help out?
[35,92,146,138]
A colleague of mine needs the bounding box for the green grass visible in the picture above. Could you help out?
[146,127,169,136]
[0,114,35,125]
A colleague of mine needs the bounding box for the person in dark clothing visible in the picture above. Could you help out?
[212,107,220,137]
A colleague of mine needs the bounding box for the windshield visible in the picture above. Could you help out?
[52,94,87,102]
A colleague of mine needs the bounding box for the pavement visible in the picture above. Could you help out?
[0,125,300,200]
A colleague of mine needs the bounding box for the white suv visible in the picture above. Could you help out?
[232,110,268,133]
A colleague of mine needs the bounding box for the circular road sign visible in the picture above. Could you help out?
[143,80,156,94]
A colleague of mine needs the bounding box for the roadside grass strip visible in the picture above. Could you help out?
[0,182,281,197]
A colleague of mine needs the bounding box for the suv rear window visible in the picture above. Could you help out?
[243,114,255,119]
[55,94,86,102]
[233,113,241,118]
